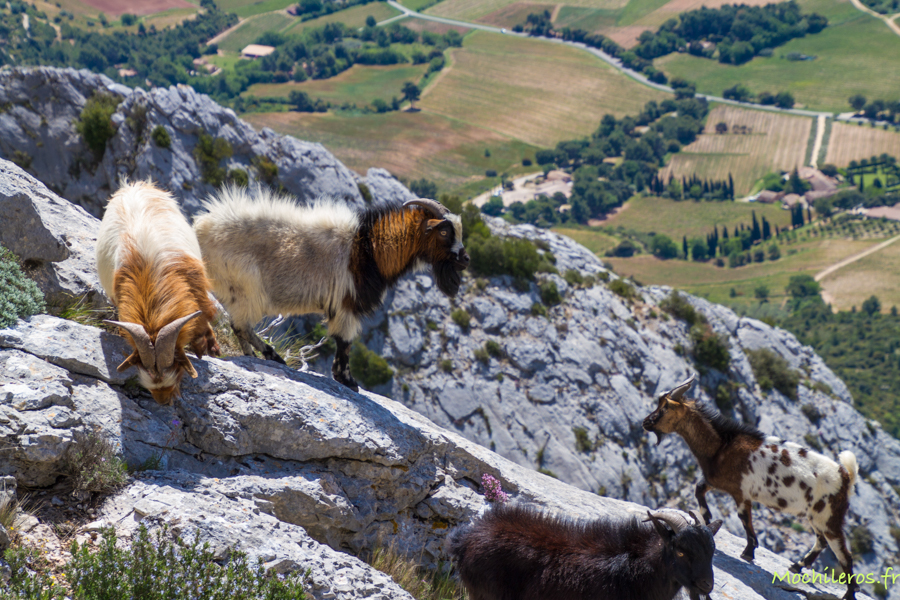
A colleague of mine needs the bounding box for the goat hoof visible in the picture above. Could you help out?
[337,377,359,393]
[788,563,803,574]
[740,551,755,562]
[263,347,286,364]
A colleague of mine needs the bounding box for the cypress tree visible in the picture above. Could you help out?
[728,173,735,200]
[807,205,812,223]
[682,235,688,258]
[751,211,761,242]
[734,226,739,237]
[762,217,770,240]
[723,226,729,239]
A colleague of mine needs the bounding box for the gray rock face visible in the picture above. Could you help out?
[0,67,369,217]
[0,314,871,600]
[0,159,107,308]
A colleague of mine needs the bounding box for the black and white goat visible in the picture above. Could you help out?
[193,187,469,390]
[448,503,722,600]
[643,376,859,599]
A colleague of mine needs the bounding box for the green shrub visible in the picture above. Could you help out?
[800,403,821,424]
[440,359,452,372]
[358,182,373,203]
[485,340,502,358]
[227,168,249,187]
[539,280,561,306]
[62,525,308,600]
[573,427,592,453]
[474,347,489,363]
[151,125,171,149]
[850,525,874,556]
[746,348,800,400]
[60,427,128,494]
[252,155,279,186]
[659,290,701,326]
[563,269,583,286]
[367,543,464,600]
[531,302,547,317]
[193,134,233,187]
[804,432,822,451]
[77,92,121,159]
[467,234,543,281]
[715,382,734,412]
[450,308,470,329]
[349,342,394,388]
[608,278,637,301]
[690,325,730,372]
[0,247,45,328]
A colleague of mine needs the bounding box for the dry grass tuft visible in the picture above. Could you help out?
[368,543,467,600]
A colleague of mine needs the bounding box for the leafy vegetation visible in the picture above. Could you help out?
[151,125,172,149]
[690,324,730,372]
[193,134,233,187]
[366,543,465,600]
[746,347,801,400]
[451,308,471,329]
[77,92,122,160]
[0,246,45,328]
[350,341,394,387]
[61,427,129,494]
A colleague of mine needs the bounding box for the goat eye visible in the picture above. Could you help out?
[676,551,685,558]
[440,230,448,236]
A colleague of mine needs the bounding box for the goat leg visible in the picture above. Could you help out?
[332,336,359,392]
[736,500,758,561]
[695,480,712,524]
[232,321,286,364]
[790,533,827,573]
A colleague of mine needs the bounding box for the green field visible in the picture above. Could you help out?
[554,6,618,31]
[656,0,900,112]
[399,0,442,11]
[426,0,632,23]
[604,195,792,240]
[284,2,401,33]
[245,63,430,104]
[820,236,900,311]
[551,227,621,254]
[419,31,666,147]
[219,13,295,52]
[244,109,542,195]
[217,0,297,18]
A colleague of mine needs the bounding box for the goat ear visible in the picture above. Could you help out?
[707,519,723,536]
[116,351,143,373]
[425,218,443,233]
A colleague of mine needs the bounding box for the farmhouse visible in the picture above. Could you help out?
[241,44,276,59]
[798,166,838,192]
[756,190,784,204]
[781,193,803,209]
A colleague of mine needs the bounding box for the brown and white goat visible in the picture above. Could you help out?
[193,187,469,391]
[449,503,723,600]
[96,181,220,404]
[643,376,860,599]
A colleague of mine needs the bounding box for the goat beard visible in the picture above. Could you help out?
[434,259,463,297]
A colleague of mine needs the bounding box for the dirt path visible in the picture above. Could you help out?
[848,0,900,36]
[420,48,457,100]
[815,233,900,282]
[809,114,825,168]
[550,4,563,21]
[207,17,245,46]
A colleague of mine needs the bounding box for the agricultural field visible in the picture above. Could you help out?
[76,0,195,17]
[659,105,813,196]
[551,227,621,255]
[824,122,900,167]
[217,0,297,19]
[244,109,542,194]
[425,0,629,23]
[656,0,900,112]
[245,63,430,105]
[284,2,402,33]
[218,13,295,52]
[476,2,557,28]
[397,16,470,34]
[820,236,900,311]
[418,31,666,147]
[627,0,776,28]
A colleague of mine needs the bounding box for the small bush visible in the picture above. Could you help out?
[349,342,394,388]
[193,134,233,187]
[715,382,733,412]
[450,308,470,329]
[659,290,701,326]
[690,324,730,372]
[440,359,452,372]
[0,247,45,328]
[850,525,875,556]
[252,155,279,187]
[467,234,544,282]
[151,125,171,149]
[77,92,122,159]
[804,432,822,451]
[485,340,502,358]
[539,280,561,306]
[573,427,592,453]
[60,427,128,494]
[563,269,583,286]
[485,169,497,177]
[368,543,465,600]
[64,525,308,600]
[800,403,821,424]
[608,278,637,301]
[358,182,373,203]
[474,347,489,363]
[531,302,547,317]
[746,348,801,401]
[227,168,249,187]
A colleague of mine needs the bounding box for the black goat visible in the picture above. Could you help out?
[448,503,722,600]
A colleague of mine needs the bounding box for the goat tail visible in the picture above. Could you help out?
[839,451,858,486]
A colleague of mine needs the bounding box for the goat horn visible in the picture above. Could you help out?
[403,198,449,220]
[688,510,705,526]
[669,375,695,401]
[647,510,692,533]
[104,320,156,371]
[155,311,203,369]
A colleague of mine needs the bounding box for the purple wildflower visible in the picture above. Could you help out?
[482,473,509,503]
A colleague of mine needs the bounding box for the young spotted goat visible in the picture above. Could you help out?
[449,503,723,600]
[96,181,220,404]
[643,376,859,600]
[193,187,469,391]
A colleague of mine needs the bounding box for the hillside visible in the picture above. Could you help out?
[0,156,880,600]
[1,66,899,598]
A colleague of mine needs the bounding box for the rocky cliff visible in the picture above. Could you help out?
[0,158,877,599]
[0,65,897,598]
[0,67,415,217]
